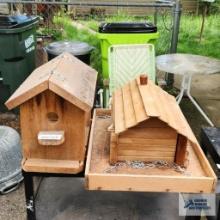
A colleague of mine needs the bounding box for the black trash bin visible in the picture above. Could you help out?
[45,41,94,65]
[0,15,39,111]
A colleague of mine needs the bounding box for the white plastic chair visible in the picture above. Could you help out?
[100,44,156,107]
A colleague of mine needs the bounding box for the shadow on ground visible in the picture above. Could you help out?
[36,178,184,220]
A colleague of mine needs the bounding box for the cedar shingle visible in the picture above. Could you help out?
[5,52,97,112]
[113,76,197,145]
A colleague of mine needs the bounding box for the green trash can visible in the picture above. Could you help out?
[98,22,159,79]
[0,15,39,111]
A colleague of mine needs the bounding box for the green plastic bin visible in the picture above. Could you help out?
[98,22,159,79]
[0,15,39,111]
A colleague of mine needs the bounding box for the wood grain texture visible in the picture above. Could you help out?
[118,150,175,157]
[23,158,84,174]
[114,89,125,133]
[118,144,176,152]
[130,79,148,123]
[137,78,161,117]
[49,53,97,111]
[120,126,177,139]
[5,57,61,109]
[112,77,199,166]
[117,155,174,162]
[85,109,216,193]
[110,132,118,164]
[122,83,137,128]
[118,137,176,146]
[113,77,197,143]
[175,134,188,166]
[5,52,97,112]
[20,90,87,164]
[111,119,177,162]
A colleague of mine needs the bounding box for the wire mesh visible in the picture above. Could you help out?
[0,1,175,72]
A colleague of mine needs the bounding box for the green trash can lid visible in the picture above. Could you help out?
[99,22,157,33]
[45,41,94,56]
[0,15,38,29]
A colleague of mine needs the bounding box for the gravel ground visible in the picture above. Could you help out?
[0,112,20,133]
[0,183,25,220]
[0,112,24,220]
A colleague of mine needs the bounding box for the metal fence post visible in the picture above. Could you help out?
[165,0,182,87]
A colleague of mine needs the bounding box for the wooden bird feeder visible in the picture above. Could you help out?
[5,52,97,174]
[85,76,216,193]
[110,76,200,167]
[85,108,216,193]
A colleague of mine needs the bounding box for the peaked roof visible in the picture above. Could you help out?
[5,52,97,112]
[112,77,197,145]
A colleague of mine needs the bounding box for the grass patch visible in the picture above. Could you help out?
[39,13,220,77]
[78,13,220,59]
[51,13,102,84]
[177,14,220,59]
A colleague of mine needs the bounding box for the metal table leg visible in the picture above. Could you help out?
[176,74,187,104]
[22,170,85,220]
[185,75,214,126]
[176,74,214,127]
[23,171,36,220]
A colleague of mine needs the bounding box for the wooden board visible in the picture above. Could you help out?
[113,89,125,133]
[22,158,84,174]
[49,53,97,112]
[175,134,188,166]
[85,109,217,193]
[110,132,118,164]
[122,83,137,128]
[4,56,59,109]
[5,53,97,112]
[110,122,178,163]
[130,79,148,123]
[20,90,87,174]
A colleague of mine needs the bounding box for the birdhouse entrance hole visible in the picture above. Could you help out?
[47,112,59,122]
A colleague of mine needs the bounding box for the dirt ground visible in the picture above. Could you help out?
[0,183,25,220]
[0,112,20,133]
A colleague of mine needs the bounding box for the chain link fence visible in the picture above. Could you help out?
[1,1,175,28]
[0,1,179,84]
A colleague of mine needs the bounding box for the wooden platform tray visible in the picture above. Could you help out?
[85,109,216,193]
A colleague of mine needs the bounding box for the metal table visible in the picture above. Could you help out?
[22,169,202,220]
[156,53,220,126]
[22,170,84,220]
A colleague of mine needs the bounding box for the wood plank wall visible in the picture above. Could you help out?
[69,0,198,16]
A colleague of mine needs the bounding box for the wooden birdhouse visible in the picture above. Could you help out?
[5,52,97,174]
[110,75,198,167]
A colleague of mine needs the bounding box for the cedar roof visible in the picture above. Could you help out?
[112,77,197,144]
[5,52,97,112]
